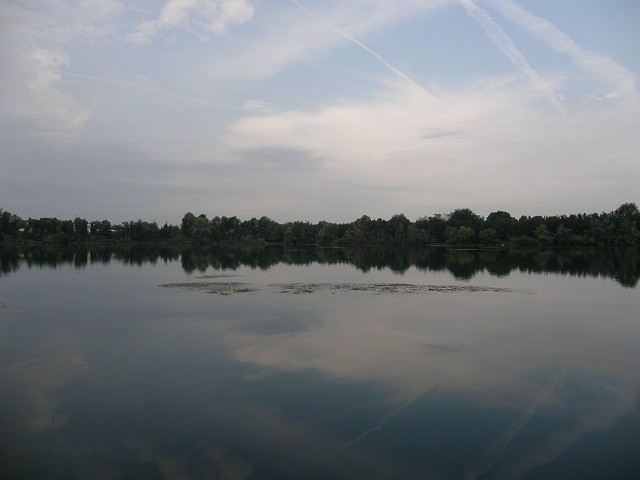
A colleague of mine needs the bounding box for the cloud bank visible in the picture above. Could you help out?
[0,0,638,222]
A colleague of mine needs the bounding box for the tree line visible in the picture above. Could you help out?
[1,202,639,247]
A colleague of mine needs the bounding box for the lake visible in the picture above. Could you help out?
[1,245,639,479]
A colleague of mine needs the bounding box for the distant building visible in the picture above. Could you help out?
[433,212,451,221]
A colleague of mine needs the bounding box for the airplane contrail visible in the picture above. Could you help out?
[289,0,437,99]
[61,71,241,110]
[461,0,565,114]
[341,389,427,449]
[463,369,565,480]
[489,0,637,101]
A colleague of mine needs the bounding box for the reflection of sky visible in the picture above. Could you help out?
[215,270,639,400]
[1,259,639,478]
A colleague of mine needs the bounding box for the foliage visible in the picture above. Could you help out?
[2,203,640,247]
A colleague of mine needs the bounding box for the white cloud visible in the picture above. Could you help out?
[0,0,638,221]
[3,334,90,433]
[129,0,255,44]
[0,5,90,136]
[227,77,530,171]
[79,0,126,18]
[17,0,127,44]
[226,75,639,215]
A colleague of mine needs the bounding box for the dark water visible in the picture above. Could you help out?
[1,245,639,479]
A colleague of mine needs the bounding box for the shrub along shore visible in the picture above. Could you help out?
[1,203,639,247]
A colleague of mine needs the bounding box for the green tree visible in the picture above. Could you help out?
[534,224,554,245]
[91,220,112,239]
[342,215,372,244]
[415,216,447,244]
[449,208,483,230]
[283,225,294,245]
[614,202,639,220]
[615,219,640,246]
[445,226,475,245]
[387,214,411,244]
[160,222,181,239]
[191,215,212,241]
[0,209,23,238]
[74,217,89,240]
[181,212,197,238]
[220,216,241,241]
[127,220,159,242]
[486,211,518,240]
[554,224,572,246]
[478,228,498,245]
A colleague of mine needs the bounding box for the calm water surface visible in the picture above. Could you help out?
[1,246,639,479]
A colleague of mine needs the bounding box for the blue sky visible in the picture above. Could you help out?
[1,0,639,224]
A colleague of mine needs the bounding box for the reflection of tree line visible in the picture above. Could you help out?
[341,246,640,287]
[0,245,180,272]
[2,245,638,287]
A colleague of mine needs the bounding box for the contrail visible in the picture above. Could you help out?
[341,389,427,450]
[289,0,436,99]
[488,0,637,101]
[463,369,565,480]
[61,71,241,110]
[460,0,565,114]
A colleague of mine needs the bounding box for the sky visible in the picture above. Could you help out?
[1,0,639,224]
